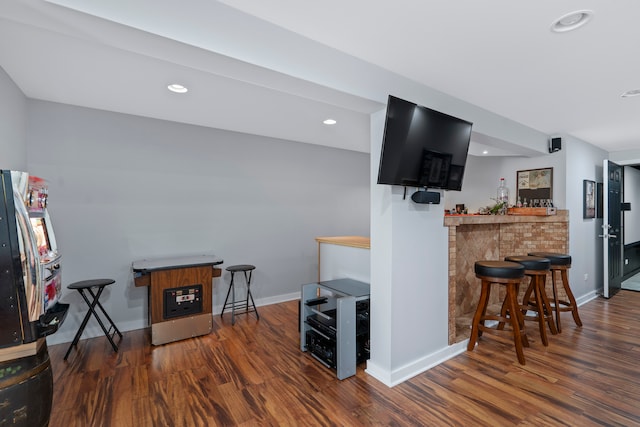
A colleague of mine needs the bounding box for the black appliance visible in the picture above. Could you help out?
[377,95,473,196]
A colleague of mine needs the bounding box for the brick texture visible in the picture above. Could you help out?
[446,211,569,344]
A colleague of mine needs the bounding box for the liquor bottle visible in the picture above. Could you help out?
[497,178,509,205]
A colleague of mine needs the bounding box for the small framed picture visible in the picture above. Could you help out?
[516,167,553,205]
[583,180,595,219]
[596,182,603,218]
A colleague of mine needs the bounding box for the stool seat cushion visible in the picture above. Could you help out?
[528,252,571,266]
[505,255,550,271]
[67,279,115,289]
[475,261,524,279]
[226,264,256,272]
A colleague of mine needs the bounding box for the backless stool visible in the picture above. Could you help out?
[64,279,122,360]
[504,255,558,346]
[528,252,583,332]
[221,264,259,325]
[468,261,528,365]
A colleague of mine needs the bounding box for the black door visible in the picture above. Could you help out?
[602,160,623,298]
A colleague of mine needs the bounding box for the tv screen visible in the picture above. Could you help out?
[377,95,473,191]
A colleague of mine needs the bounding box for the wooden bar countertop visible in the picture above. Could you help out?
[443,209,568,227]
[315,236,370,249]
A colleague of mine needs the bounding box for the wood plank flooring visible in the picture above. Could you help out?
[47,290,640,426]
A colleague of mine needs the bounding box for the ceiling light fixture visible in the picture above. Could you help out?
[551,10,593,33]
[323,119,337,125]
[167,84,188,93]
[482,150,489,155]
[621,89,640,98]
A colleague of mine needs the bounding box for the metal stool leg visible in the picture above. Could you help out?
[231,272,236,325]
[64,285,121,360]
[64,287,104,360]
[221,271,238,325]
[80,288,119,352]
[221,272,234,315]
[244,270,259,320]
[222,265,259,324]
[86,287,123,344]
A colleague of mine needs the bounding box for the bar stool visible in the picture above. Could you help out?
[504,255,558,346]
[468,260,528,365]
[221,264,259,325]
[64,279,122,360]
[528,252,583,332]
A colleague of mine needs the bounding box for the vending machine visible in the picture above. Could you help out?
[0,170,67,351]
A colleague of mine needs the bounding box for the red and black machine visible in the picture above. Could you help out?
[0,170,67,426]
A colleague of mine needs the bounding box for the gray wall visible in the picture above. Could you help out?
[446,150,567,214]
[563,135,607,297]
[26,100,370,345]
[0,66,27,170]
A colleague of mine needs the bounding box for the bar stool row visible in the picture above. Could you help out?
[467,252,582,365]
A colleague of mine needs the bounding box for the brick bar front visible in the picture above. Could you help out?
[444,211,569,344]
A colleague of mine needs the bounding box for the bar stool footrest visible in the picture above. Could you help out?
[222,301,258,313]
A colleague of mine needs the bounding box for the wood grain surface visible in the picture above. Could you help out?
[48,290,640,426]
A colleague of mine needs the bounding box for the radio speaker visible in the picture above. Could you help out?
[411,190,440,204]
[549,137,562,153]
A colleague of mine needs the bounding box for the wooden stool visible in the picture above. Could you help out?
[529,252,583,332]
[468,261,528,365]
[504,255,558,346]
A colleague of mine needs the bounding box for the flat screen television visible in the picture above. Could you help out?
[377,95,473,191]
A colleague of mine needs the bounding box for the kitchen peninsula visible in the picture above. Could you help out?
[444,211,569,344]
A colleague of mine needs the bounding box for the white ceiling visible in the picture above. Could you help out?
[2,0,639,156]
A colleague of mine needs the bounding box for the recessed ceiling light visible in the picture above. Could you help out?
[167,84,188,93]
[621,89,640,98]
[482,150,489,155]
[323,119,337,125]
[551,10,593,33]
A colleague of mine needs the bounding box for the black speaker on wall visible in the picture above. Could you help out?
[549,137,562,153]
[411,190,440,204]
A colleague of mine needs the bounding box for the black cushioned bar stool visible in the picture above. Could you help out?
[221,264,259,325]
[504,255,558,346]
[64,279,122,360]
[528,252,583,332]
[468,261,528,365]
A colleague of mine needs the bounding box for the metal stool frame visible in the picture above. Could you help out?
[221,265,259,325]
[64,279,122,360]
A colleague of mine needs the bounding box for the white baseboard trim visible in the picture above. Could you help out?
[576,290,598,306]
[363,360,392,386]
[365,290,600,388]
[46,318,146,346]
[46,292,302,346]
[366,340,469,387]
[212,291,300,315]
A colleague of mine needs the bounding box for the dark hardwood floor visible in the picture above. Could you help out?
[48,290,640,426]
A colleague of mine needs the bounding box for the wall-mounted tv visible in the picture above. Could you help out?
[377,95,473,191]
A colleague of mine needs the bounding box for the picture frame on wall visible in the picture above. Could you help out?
[596,182,603,219]
[584,179,596,219]
[516,167,553,206]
